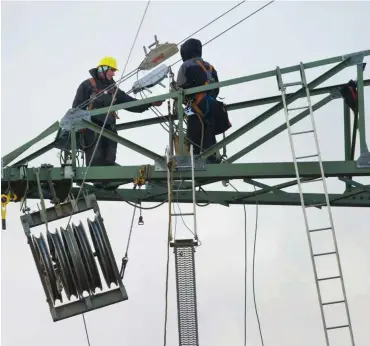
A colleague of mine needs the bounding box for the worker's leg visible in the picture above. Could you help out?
[97,126,121,190]
[186,115,203,155]
[202,119,219,163]
[104,127,118,166]
[82,129,105,166]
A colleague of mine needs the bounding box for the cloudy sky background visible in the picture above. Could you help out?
[1,1,369,346]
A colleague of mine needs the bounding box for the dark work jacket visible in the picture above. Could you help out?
[72,68,150,127]
[176,38,219,103]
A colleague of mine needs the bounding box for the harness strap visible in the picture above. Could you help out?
[87,78,120,119]
[192,59,214,106]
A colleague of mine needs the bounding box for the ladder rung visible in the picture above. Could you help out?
[284,81,302,87]
[326,325,349,330]
[292,130,314,136]
[322,300,345,306]
[171,213,194,217]
[288,106,309,111]
[318,275,341,282]
[309,226,331,233]
[313,251,336,257]
[296,154,318,160]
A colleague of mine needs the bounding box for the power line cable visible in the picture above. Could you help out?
[228,182,264,346]
[82,315,91,346]
[135,0,275,158]
[176,0,246,46]
[74,0,249,111]
[252,186,264,346]
[169,0,275,68]
[244,203,247,346]
[62,2,152,344]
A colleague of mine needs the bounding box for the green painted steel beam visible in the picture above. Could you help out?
[115,79,370,132]
[3,161,369,184]
[1,121,60,167]
[227,94,336,163]
[199,57,358,160]
[12,142,56,167]
[64,187,370,207]
[81,120,164,162]
[89,50,370,118]
[356,63,369,154]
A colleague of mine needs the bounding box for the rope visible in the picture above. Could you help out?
[120,204,137,278]
[252,186,264,346]
[74,0,248,111]
[228,182,264,346]
[163,151,174,346]
[243,203,247,346]
[82,315,91,346]
[60,2,152,344]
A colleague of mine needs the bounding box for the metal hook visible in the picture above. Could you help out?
[138,215,144,225]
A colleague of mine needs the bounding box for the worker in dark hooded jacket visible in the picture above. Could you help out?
[176,38,223,163]
[72,56,162,169]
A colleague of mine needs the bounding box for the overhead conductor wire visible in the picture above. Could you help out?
[68,0,273,344]
[64,1,152,345]
[76,0,271,116]
[228,182,264,346]
[137,0,275,156]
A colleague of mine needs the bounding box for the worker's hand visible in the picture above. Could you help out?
[151,101,163,107]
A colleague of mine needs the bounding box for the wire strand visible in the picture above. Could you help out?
[176,0,246,46]
[74,0,247,111]
[82,314,91,346]
[252,186,264,346]
[65,2,152,344]
[243,203,247,346]
[170,0,275,68]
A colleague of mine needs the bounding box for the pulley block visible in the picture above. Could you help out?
[87,216,118,288]
[72,221,102,293]
[32,233,62,304]
[21,193,128,322]
[47,229,78,300]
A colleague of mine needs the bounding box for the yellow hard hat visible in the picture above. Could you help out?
[97,56,118,70]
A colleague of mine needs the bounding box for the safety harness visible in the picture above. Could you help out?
[87,78,120,119]
[188,58,231,137]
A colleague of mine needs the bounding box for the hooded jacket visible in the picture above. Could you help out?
[72,68,150,126]
[176,38,219,100]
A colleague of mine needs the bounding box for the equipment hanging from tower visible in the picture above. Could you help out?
[138,35,178,71]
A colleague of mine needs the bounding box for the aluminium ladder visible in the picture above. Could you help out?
[166,144,200,346]
[276,63,355,346]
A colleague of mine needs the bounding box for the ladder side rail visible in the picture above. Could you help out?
[190,145,198,241]
[276,66,330,346]
[300,65,356,345]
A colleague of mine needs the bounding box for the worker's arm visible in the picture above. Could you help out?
[72,80,92,109]
[211,68,220,98]
[176,63,190,89]
[116,88,162,113]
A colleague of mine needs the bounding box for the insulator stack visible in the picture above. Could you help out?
[21,194,128,322]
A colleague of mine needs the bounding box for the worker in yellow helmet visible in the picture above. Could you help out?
[72,56,162,188]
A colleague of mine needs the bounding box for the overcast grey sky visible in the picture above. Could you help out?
[1,1,369,346]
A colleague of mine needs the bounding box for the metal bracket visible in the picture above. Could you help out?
[356,152,370,168]
[154,155,206,172]
[60,108,91,131]
[342,52,365,66]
